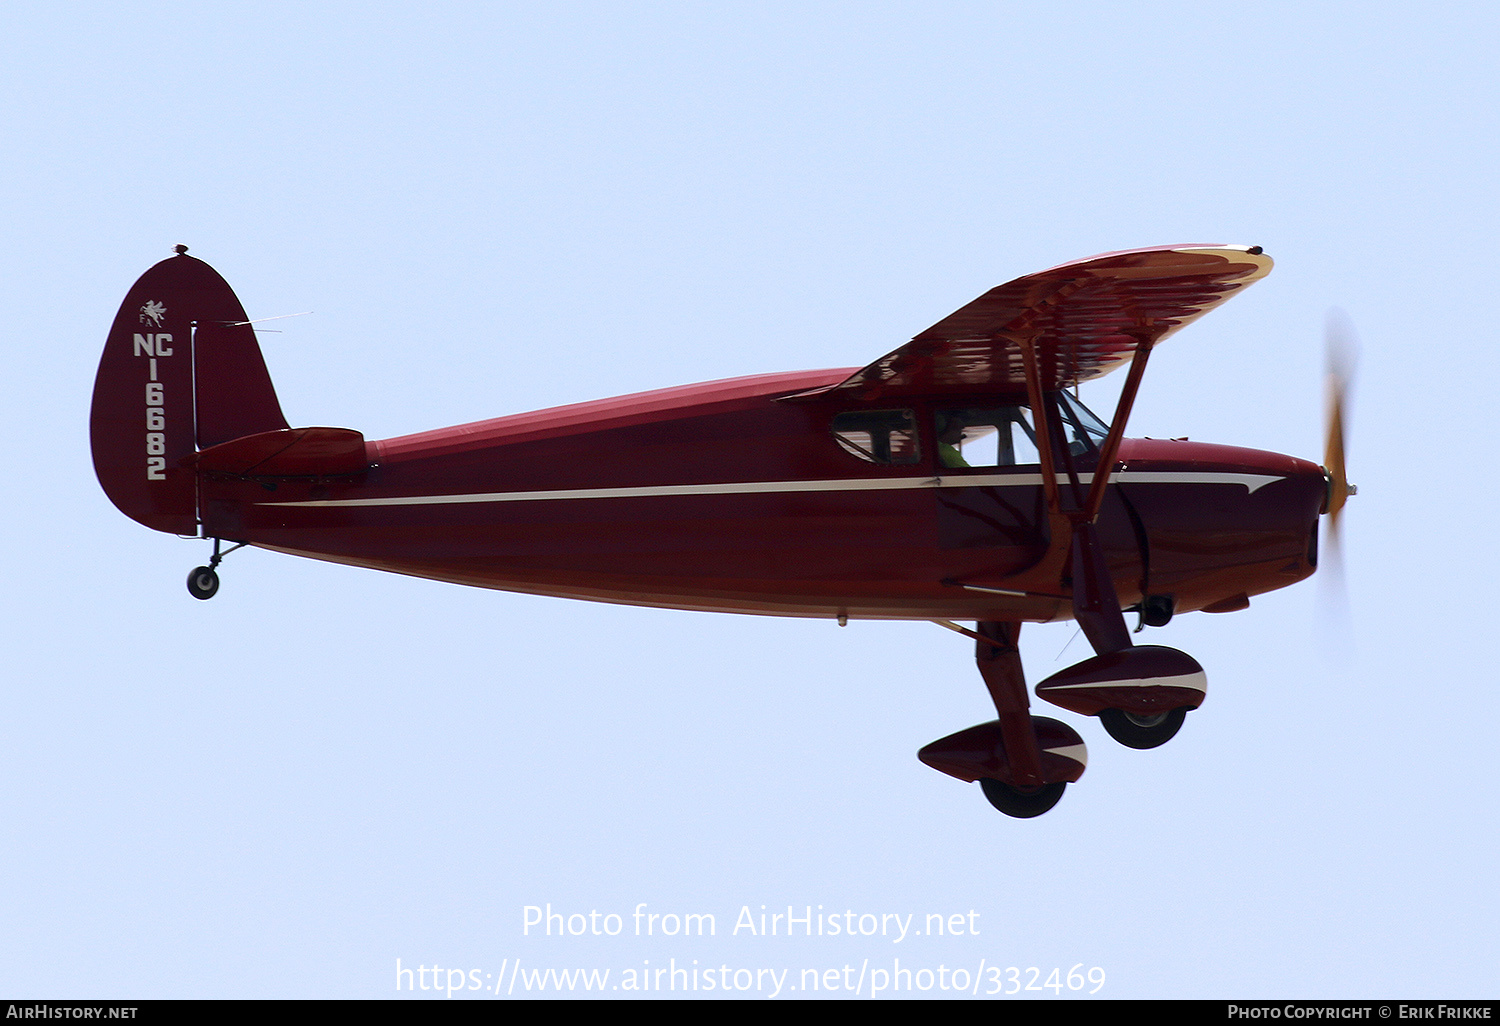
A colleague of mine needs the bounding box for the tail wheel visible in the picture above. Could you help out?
[979,778,1066,818]
[1099,707,1187,749]
[187,566,220,600]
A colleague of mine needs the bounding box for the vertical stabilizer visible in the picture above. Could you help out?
[90,252,289,535]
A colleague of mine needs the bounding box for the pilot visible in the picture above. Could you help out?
[937,415,971,469]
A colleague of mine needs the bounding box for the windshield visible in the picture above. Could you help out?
[1057,391,1109,454]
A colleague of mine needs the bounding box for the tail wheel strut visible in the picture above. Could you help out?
[186,538,245,600]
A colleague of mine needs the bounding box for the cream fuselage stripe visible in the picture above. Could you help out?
[258,471,1285,508]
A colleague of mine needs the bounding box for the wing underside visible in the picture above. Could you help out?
[786,245,1271,402]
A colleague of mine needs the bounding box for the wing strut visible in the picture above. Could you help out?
[1009,335,1155,657]
[1014,335,1074,589]
[1080,338,1151,523]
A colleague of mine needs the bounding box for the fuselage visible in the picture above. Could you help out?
[201,369,1325,623]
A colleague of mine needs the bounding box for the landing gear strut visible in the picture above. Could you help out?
[186,538,245,600]
[918,622,1088,819]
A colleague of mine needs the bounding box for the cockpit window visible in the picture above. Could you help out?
[935,407,1039,468]
[832,409,920,465]
[935,394,1109,469]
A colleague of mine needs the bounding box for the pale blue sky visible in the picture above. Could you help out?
[2,2,1495,998]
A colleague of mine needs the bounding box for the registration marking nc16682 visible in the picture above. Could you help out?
[134,326,173,481]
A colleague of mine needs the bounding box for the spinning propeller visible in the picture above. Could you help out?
[1321,310,1359,584]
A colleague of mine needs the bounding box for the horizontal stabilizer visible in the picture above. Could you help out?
[187,427,369,477]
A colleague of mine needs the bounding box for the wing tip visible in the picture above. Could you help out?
[1167,241,1272,264]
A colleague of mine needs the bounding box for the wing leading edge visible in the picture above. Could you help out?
[785,245,1271,402]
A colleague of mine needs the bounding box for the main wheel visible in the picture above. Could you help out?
[187,566,220,600]
[979,778,1066,818]
[1099,707,1187,749]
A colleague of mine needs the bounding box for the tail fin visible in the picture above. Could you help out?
[90,252,289,534]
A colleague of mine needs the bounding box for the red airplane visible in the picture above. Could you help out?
[90,244,1354,818]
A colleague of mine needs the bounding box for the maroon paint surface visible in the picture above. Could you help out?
[96,247,1321,627]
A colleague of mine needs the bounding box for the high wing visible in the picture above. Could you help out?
[785,245,1271,402]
